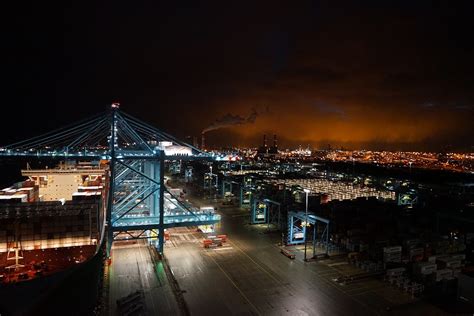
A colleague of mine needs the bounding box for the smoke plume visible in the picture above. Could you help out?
[202,107,265,133]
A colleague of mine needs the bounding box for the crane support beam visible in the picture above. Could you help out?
[287,211,330,258]
[0,104,221,255]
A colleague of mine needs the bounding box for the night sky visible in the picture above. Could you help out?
[4,1,474,151]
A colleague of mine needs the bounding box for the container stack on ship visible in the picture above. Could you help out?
[0,160,108,316]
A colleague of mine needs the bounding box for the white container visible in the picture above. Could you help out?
[446,260,462,269]
[436,269,453,281]
[451,254,466,261]
[383,246,402,253]
[386,267,405,276]
[417,262,437,275]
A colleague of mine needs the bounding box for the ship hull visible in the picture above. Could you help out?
[0,241,105,316]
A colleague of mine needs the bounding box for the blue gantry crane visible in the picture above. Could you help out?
[250,198,281,227]
[287,211,330,258]
[0,103,220,254]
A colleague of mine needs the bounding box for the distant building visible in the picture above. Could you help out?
[257,134,278,158]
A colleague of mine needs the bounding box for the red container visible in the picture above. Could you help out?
[217,235,227,242]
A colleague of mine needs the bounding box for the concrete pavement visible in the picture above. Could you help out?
[108,240,180,315]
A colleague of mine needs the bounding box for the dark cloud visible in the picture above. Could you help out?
[309,101,346,118]
[202,109,258,133]
[3,1,474,151]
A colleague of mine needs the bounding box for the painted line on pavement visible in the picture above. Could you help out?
[205,250,262,316]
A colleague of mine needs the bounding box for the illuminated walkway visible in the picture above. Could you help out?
[108,240,179,315]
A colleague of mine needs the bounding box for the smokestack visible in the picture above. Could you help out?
[201,133,205,150]
[263,134,267,148]
[273,134,277,148]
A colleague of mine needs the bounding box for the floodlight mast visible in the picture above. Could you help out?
[303,188,310,261]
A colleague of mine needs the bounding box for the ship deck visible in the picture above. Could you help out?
[0,245,97,284]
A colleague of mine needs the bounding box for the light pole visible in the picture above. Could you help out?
[352,157,355,176]
[303,188,310,261]
[209,165,214,196]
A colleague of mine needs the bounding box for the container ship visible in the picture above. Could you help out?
[0,161,108,316]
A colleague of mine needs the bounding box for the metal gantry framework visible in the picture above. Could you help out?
[184,166,193,183]
[287,212,306,244]
[168,160,182,175]
[240,177,255,208]
[250,198,281,228]
[0,104,220,254]
[251,199,267,224]
[265,199,281,230]
[203,172,218,191]
[397,190,418,208]
[287,211,330,257]
[221,180,241,205]
[240,187,253,208]
[221,180,240,197]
